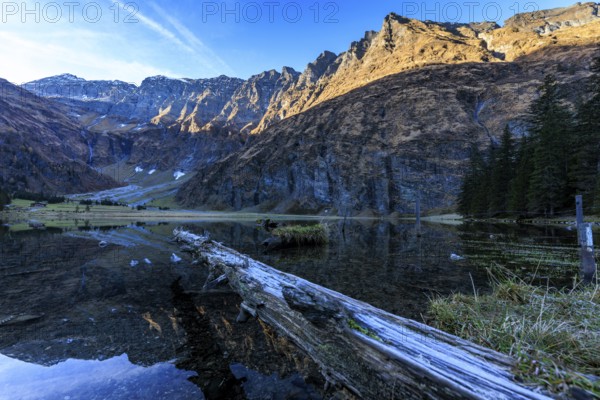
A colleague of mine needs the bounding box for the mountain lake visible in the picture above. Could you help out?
[0,218,584,399]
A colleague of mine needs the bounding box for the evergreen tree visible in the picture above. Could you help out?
[594,175,600,216]
[571,56,600,211]
[527,75,574,216]
[473,145,494,218]
[458,145,485,216]
[489,126,515,216]
[508,136,534,215]
[0,188,10,211]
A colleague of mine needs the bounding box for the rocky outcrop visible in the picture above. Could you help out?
[123,75,244,132]
[25,68,300,135]
[253,51,339,132]
[22,73,135,103]
[504,2,599,34]
[255,3,600,132]
[215,68,300,133]
[253,14,503,132]
[177,45,599,215]
[14,2,600,204]
[22,69,300,179]
[0,79,119,194]
[479,2,600,61]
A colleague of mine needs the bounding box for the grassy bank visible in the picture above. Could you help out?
[428,268,599,397]
[0,199,345,232]
[271,224,329,246]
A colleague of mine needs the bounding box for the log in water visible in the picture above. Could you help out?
[174,228,550,400]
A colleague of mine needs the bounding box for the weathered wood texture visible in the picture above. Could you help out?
[579,223,597,283]
[575,195,596,283]
[174,229,551,400]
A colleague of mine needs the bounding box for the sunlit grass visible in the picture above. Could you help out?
[428,267,600,396]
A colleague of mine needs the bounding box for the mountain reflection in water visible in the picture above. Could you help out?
[0,354,202,400]
[0,223,325,399]
[0,220,580,399]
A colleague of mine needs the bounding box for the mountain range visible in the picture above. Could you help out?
[3,2,600,214]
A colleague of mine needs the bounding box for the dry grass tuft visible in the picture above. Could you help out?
[429,267,600,397]
[271,224,329,246]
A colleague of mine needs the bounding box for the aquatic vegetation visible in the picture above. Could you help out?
[271,224,329,246]
[429,267,600,397]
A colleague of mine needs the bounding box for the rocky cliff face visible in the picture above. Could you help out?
[214,68,300,133]
[13,2,600,205]
[504,2,599,34]
[21,68,300,184]
[177,3,600,215]
[22,73,135,103]
[25,68,300,135]
[254,3,600,133]
[478,2,600,60]
[0,79,119,194]
[253,15,502,132]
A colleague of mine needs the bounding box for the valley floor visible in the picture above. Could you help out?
[0,199,344,231]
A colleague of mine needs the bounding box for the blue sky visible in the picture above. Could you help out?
[0,0,578,84]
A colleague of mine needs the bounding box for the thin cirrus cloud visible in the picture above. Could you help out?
[0,30,180,85]
[109,0,234,77]
[0,0,233,84]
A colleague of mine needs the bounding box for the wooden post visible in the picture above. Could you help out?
[579,223,597,283]
[576,195,584,243]
[415,194,422,237]
[575,196,596,283]
[576,195,584,227]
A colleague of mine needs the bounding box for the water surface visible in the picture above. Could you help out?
[0,219,582,399]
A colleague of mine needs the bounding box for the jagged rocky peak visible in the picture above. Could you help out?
[253,8,505,133]
[280,66,300,80]
[505,2,600,34]
[247,67,300,90]
[24,74,137,102]
[213,67,301,133]
[378,11,495,45]
[257,3,600,136]
[348,30,378,59]
[48,73,86,82]
[300,51,339,85]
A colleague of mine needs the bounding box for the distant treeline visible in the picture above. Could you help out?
[13,191,65,204]
[79,199,128,207]
[459,57,600,218]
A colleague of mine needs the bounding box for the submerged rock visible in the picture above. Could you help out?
[450,254,465,261]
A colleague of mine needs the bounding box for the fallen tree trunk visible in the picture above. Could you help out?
[174,228,551,400]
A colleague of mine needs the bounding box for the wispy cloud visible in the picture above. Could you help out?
[148,1,233,74]
[108,0,234,76]
[0,31,179,84]
[0,0,236,83]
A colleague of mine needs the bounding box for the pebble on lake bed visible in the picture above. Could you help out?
[170,253,182,263]
[450,253,465,261]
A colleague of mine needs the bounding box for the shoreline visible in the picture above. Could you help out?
[3,203,599,232]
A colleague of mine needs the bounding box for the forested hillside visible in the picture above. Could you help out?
[459,57,600,218]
